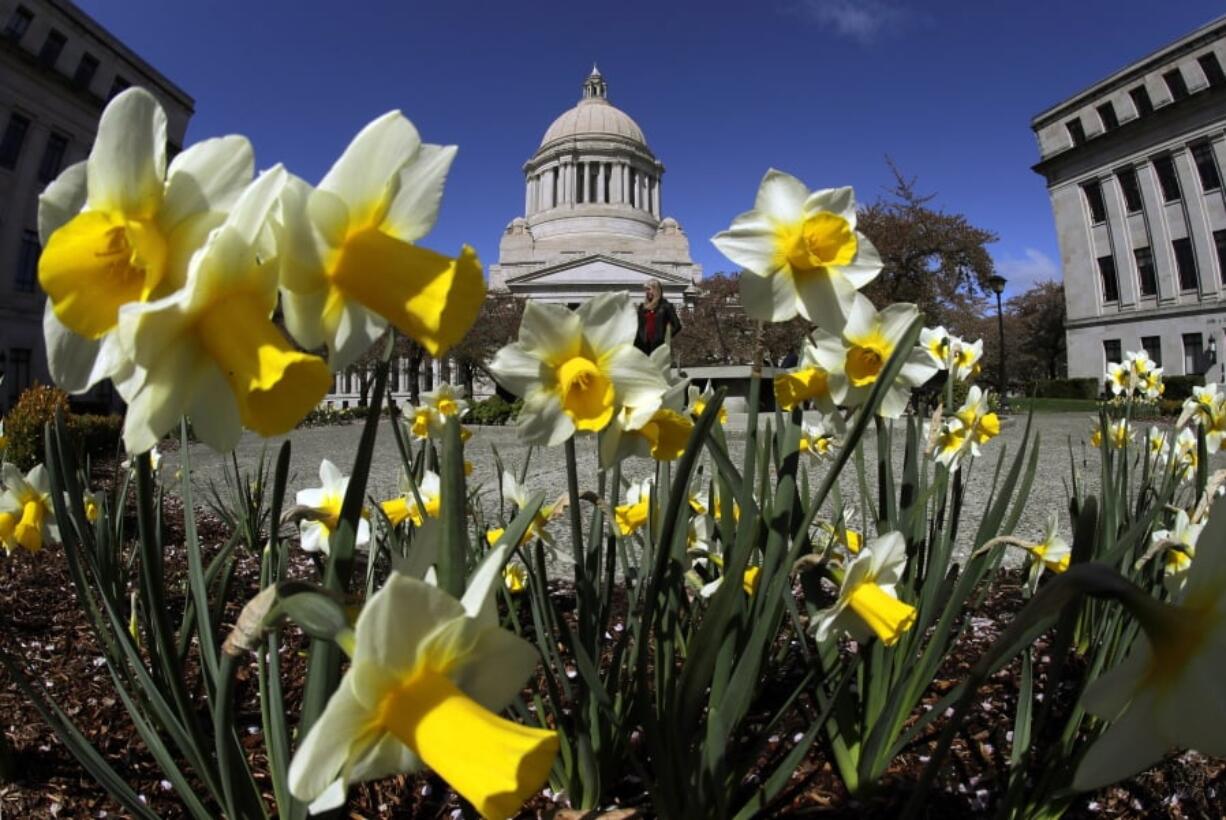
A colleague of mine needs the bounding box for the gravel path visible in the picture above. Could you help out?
[166,411,1222,572]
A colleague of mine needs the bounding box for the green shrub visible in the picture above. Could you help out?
[298,406,366,428]
[4,384,70,470]
[69,413,123,463]
[1162,374,1204,402]
[1032,377,1098,400]
[469,396,521,426]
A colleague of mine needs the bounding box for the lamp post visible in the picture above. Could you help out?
[988,274,1008,404]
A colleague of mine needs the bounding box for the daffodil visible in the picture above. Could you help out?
[774,338,836,412]
[950,337,984,382]
[404,382,472,441]
[278,111,484,369]
[37,88,255,395]
[954,386,1000,450]
[0,464,57,554]
[1105,362,1131,396]
[381,470,441,529]
[614,477,653,536]
[813,531,916,647]
[1025,511,1070,590]
[1073,498,1226,792]
[919,326,951,370]
[711,170,881,327]
[115,166,330,452]
[298,459,370,554]
[1146,426,1169,463]
[485,471,563,548]
[934,418,970,468]
[1151,509,1203,596]
[288,545,558,816]
[1090,418,1132,450]
[600,375,693,466]
[489,293,668,446]
[687,384,728,425]
[811,295,936,418]
[503,563,528,594]
[798,418,838,460]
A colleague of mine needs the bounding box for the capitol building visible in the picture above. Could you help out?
[489,67,702,305]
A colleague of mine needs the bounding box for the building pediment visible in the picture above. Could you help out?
[504,254,693,287]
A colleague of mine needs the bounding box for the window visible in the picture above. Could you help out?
[1083,180,1107,223]
[1098,255,1120,302]
[1130,85,1154,116]
[1104,339,1122,366]
[38,28,66,68]
[1184,333,1205,374]
[107,76,130,101]
[1117,167,1143,212]
[0,113,31,170]
[1097,102,1119,132]
[3,5,32,41]
[14,230,39,293]
[1173,237,1200,291]
[7,348,31,401]
[1141,336,1162,367]
[1200,52,1226,87]
[1165,68,1190,101]
[1215,229,1226,285]
[1191,140,1221,191]
[1135,246,1157,296]
[73,53,99,89]
[1066,118,1086,147]
[1153,154,1181,202]
[37,132,67,182]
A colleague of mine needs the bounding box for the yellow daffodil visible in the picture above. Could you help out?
[1151,509,1203,597]
[811,295,936,418]
[919,326,950,370]
[1105,362,1131,396]
[798,419,838,460]
[954,386,1000,448]
[298,459,370,554]
[116,166,330,453]
[0,464,57,554]
[950,337,983,382]
[288,545,558,816]
[489,293,668,446]
[487,471,563,548]
[278,111,484,369]
[37,88,255,396]
[813,531,916,647]
[1073,498,1226,792]
[404,382,472,441]
[600,369,694,466]
[934,418,970,468]
[1025,511,1070,590]
[614,477,653,536]
[687,384,728,425]
[503,563,528,594]
[381,470,442,529]
[711,170,881,327]
[774,338,836,412]
[1089,418,1132,450]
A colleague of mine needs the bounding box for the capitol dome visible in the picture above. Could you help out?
[540,67,647,147]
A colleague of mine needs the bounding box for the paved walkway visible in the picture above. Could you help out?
[166,411,1221,571]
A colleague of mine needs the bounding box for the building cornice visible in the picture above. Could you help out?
[1066,299,1226,330]
[503,253,695,286]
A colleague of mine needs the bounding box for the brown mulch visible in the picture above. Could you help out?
[0,490,1223,818]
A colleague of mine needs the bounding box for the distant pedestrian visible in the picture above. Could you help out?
[635,279,682,354]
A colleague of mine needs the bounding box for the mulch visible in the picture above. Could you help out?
[0,488,1222,818]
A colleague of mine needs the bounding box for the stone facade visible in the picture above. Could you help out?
[489,67,702,306]
[0,0,193,411]
[1032,15,1226,385]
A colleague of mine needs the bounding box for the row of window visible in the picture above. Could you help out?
[1096,231,1226,302]
[2,348,32,406]
[1082,141,1222,225]
[1066,51,1225,147]
[0,111,69,179]
[1103,333,1210,375]
[4,5,130,99]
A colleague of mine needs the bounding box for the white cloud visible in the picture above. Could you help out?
[994,248,1061,292]
[796,0,910,43]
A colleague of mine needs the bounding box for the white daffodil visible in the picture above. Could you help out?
[711,170,881,327]
[1105,362,1131,396]
[934,417,970,469]
[485,471,563,549]
[297,459,370,555]
[37,88,254,396]
[811,295,936,418]
[288,544,558,816]
[953,386,1000,456]
[919,326,951,370]
[1146,426,1169,465]
[403,383,474,443]
[488,293,668,447]
[950,337,984,382]
[813,531,916,646]
[774,338,836,413]
[1090,418,1132,450]
[1073,499,1226,792]
[600,376,693,467]
[614,477,654,536]
[686,383,728,425]
[1025,511,1070,590]
[278,111,484,369]
[380,470,441,529]
[798,418,838,460]
[116,166,330,453]
[1151,509,1203,597]
[120,445,161,473]
[0,464,57,554]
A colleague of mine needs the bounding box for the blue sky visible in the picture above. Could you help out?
[77,0,1226,298]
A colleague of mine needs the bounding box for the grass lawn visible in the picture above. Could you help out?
[1006,396,1101,413]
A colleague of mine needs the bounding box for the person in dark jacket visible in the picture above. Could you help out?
[635,279,682,354]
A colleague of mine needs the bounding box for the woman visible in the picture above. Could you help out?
[635,279,682,354]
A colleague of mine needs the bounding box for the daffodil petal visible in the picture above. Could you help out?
[840,232,881,288]
[353,574,465,682]
[37,160,88,244]
[518,301,583,362]
[123,338,207,454]
[87,87,166,218]
[288,680,373,808]
[454,625,544,712]
[738,265,799,323]
[319,110,421,227]
[1072,692,1168,792]
[186,364,244,452]
[382,143,456,242]
[159,135,253,232]
[489,343,546,397]
[576,291,637,358]
[804,186,855,226]
[711,210,780,276]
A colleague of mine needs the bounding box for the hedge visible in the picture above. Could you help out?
[1032,378,1099,400]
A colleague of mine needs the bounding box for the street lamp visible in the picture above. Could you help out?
[988,274,1008,403]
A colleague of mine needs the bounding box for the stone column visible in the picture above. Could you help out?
[524,176,532,216]
[548,167,557,209]
[622,164,630,205]
[596,162,605,204]
[653,176,661,216]
[578,160,587,204]
[611,162,622,204]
